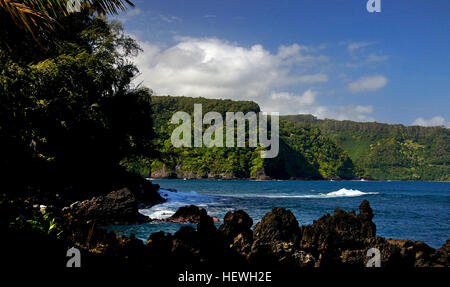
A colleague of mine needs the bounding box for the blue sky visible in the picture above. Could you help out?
[115,0,450,127]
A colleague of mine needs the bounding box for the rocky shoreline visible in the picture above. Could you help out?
[150,168,369,181]
[3,186,448,269]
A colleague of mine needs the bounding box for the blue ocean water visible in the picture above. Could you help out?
[104,180,450,248]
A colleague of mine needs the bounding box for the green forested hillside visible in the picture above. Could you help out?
[124,96,448,181]
[125,96,358,180]
[282,115,450,181]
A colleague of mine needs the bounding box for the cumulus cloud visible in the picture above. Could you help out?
[265,90,318,114]
[132,36,375,121]
[412,116,450,128]
[348,75,388,93]
[134,37,327,106]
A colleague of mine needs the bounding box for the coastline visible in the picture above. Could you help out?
[148,177,450,183]
[3,179,449,272]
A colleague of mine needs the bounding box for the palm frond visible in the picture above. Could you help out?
[0,0,134,42]
[90,0,134,15]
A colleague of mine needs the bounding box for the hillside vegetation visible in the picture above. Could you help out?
[126,97,449,181]
[282,115,450,181]
[125,96,358,180]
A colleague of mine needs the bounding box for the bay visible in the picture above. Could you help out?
[104,179,450,248]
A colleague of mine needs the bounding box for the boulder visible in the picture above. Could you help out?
[165,205,219,223]
[338,236,404,267]
[253,207,301,244]
[219,210,253,241]
[197,213,217,234]
[62,188,149,225]
[300,200,376,252]
[296,200,449,267]
[165,205,207,223]
[219,210,253,254]
[434,239,450,267]
[387,238,450,267]
[249,207,314,267]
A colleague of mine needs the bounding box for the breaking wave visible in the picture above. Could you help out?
[221,188,378,199]
[139,187,378,219]
[139,188,215,219]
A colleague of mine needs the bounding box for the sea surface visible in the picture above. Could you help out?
[104,180,450,248]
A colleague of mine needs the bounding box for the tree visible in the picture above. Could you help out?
[0,0,134,47]
[0,10,156,199]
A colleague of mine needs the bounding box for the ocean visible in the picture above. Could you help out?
[104,179,450,248]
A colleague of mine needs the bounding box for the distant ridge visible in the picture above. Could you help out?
[282,114,450,181]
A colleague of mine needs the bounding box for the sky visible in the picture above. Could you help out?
[114,0,450,127]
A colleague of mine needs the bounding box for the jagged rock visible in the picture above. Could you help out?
[151,165,174,178]
[249,207,314,267]
[164,205,219,223]
[336,236,405,267]
[219,210,254,255]
[219,210,253,240]
[60,200,450,268]
[357,199,376,237]
[62,188,149,225]
[434,239,450,267]
[387,238,450,267]
[296,200,450,267]
[165,205,207,223]
[197,213,217,234]
[298,200,395,266]
[231,232,253,256]
[253,207,301,244]
[300,200,376,253]
[135,180,163,206]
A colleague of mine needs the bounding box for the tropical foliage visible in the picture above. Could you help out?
[0,0,133,41]
[283,115,450,181]
[1,8,156,199]
[136,96,358,180]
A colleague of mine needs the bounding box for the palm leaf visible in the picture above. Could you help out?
[0,0,134,42]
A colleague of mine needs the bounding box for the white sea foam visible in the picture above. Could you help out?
[139,188,214,219]
[219,188,378,199]
[321,188,378,197]
[140,187,378,219]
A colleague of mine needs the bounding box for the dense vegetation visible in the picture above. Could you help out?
[128,96,448,181]
[283,115,450,181]
[131,96,358,180]
[1,7,157,200]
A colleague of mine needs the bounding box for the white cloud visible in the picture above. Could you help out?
[297,104,374,122]
[132,36,375,121]
[134,37,328,109]
[261,90,374,122]
[347,41,375,52]
[117,7,142,23]
[266,90,318,114]
[296,74,328,84]
[277,44,327,63]
[412,116,450,128]
[159,14,181,23]
[367,53,389,63]
[348,75,388,93]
